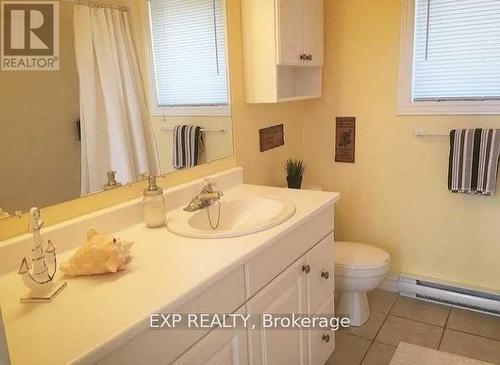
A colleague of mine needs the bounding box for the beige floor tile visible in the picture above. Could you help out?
[447,309,500,341]
[375,315,443,349]
[392,342,495,365]
[327,332,371,365]
[440,329,500,364]
[390,297,450,327]
[362,342,396,365]
[343,310,388,340]
[367,290,398,314]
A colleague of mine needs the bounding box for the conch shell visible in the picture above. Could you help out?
[61,228,134,276]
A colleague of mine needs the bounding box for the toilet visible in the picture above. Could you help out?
[335,241,390,327]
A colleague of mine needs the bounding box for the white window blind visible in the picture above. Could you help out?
[148,0,228,107]
[413,0,500,101]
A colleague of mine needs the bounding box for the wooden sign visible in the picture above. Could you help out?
[335,117,356,163]
[259,124,284,152]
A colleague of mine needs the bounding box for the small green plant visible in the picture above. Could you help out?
[284,159,305,179]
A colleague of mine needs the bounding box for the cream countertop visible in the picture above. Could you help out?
[0,183,339,365]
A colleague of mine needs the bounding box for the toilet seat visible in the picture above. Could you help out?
[335,263,389,278]
[335,241,390,269]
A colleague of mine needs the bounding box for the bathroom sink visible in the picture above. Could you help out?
[167,196,296,238]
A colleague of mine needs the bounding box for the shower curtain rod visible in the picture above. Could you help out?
[60,0,129,11]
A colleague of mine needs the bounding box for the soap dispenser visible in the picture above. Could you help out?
[143,175,166,228]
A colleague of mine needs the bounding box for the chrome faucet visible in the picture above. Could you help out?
[103,170,122,190]
[184,179,224,212]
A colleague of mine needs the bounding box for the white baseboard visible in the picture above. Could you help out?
[377,273,400,293]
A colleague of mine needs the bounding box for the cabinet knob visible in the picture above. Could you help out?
[307,54,313,61]
[302,264,311,274]
[300,54,305,61]
[321,271,330,280]
[322,334,331,343]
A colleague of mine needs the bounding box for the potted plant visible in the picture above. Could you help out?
[284,159,305,189]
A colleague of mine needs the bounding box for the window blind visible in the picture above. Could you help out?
[412,0,500,101]
[149,0,228,107]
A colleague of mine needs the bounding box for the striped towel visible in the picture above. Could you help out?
[448,129,500,195]
[173,125,204,170]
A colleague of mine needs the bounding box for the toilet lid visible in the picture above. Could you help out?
[335,241,390,269]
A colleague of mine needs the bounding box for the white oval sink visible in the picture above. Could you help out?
[167,196,296,238]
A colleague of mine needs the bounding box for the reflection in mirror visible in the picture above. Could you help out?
[148,0,233,175]
[0,0,233,219]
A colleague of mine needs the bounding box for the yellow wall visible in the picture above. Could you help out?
[300,0,500,290]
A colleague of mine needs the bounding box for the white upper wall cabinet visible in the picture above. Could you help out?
[276,0,304,65]
[242,0,324,103]
[302,0,324,67]
[277,0,324,67]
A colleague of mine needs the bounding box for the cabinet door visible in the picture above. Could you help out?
[302,0,324,66]
[308,296,335,365]
[173,327,248,365]
[276,0,304,65]
[307,234,334,314]
[247,258,308,365]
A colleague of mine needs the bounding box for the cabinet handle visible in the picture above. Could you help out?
[302,264,311,274]
[322,334,331,343]
[321,271,330,280]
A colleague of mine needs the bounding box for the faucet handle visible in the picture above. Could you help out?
[203,178,217,190]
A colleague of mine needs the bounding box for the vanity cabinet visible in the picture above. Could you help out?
[241,0,323,103]
[95,206,335,365]
[95,267,246,365]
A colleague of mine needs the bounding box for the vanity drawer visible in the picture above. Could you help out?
[308,296,335,365]
[245,206,334,299]
[307,233,334,314]
[94,266,245,365]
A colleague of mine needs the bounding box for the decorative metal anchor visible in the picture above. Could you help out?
[17,207,67,303]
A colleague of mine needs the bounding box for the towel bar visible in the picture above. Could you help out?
[413,129,449,137]
[160,126,227,133]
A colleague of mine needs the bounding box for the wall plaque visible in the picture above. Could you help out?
[335,117,356,163]
[259,124,284,152]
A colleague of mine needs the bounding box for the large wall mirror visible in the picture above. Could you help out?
[0,0,233,220]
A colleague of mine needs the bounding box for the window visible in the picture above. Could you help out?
[398,0,500,114]
[148,0,229,115]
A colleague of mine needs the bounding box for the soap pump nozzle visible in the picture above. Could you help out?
[144,175,162,195]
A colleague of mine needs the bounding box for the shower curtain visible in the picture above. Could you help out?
[73,5,159,195]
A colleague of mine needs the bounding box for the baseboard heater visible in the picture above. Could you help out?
[399,274,500,316]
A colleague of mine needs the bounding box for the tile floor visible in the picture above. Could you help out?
[327,290,500,365]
